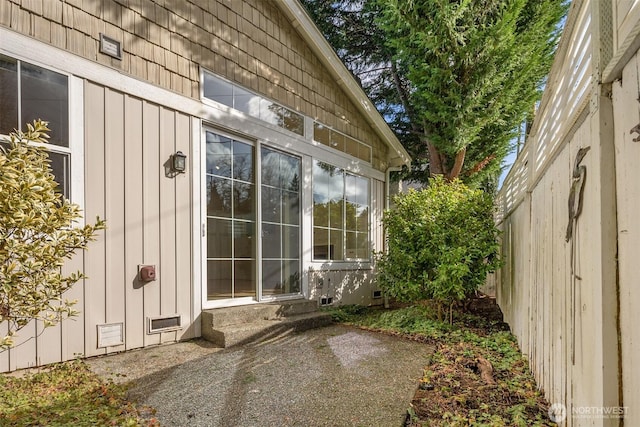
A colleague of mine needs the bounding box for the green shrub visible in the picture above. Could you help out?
[0,120,105,349]
[376,176,500,320]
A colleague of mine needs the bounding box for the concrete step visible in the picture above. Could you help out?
[202,299,320,328]
[201,300,332,348]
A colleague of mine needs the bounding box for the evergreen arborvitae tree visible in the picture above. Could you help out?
[302,0,567,187]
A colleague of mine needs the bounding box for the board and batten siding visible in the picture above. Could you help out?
[0,81,195,371]
[83,80,196,358]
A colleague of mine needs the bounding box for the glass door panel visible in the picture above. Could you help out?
[206,131,256,301]
[260,147,301,297]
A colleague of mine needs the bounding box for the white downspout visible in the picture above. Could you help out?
[383,166,404,309]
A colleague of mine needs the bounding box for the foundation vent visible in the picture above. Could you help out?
[319,296,333,306]
[148,315,183,334]
[97,322,124,348]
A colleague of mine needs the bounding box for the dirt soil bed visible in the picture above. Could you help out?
[404,297,554,426]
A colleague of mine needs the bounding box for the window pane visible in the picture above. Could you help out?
[207,260,232,299]
[261,186,280,223]
[21,62,68,147]
[330,229,343,260]
[282,108,304,135]
[328,168,344,202]
[357,206,369,232]
[280,154,300,190]
[234,260,256,297]
[313,227,329,260]
[345,136,358,158]
[283,260,300,293]
[355,176,369,205]
[48,151,69,199]
[234,221,254,259]
[203,72,232,107]
[207,218,232,258]
[260,99,280,126]
[314,122,331,146]
[262,223,281,259]
[345,201,358,232]
[357,232,369,259]
[329,199,344,229]
[232,141,253,182]
[346,231,357,259]
[313,161,329,228]
[233,182,254,220]
[358,143,371,162]
[262,260,281,296]
[0,55,18,136]
[282,225,299,260]
[206,133,232,178]
[330,132,344,151]
[207,176,232,218]
[261,147,281,187]
[282,190,299,225]
[234,86,260,117]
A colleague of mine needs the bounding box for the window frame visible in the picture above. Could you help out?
[0,53,82,209]
[311,159,371,263]
[200,69,305,137]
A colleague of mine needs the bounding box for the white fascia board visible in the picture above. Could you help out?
[277,0,411,167]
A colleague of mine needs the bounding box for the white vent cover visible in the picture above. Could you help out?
[97,322,124,348]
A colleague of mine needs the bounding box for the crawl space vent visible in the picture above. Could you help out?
[372,290,383,299]
[97,322,124,348]
[319,296,333,306]
[148,315,182,334]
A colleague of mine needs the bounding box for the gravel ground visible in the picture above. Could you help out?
[87,324,433,427]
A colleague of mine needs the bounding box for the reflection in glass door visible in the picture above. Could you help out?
[261,147,301,297]
[206,132,256,300]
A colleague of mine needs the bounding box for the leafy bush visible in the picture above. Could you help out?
[0,120,105,349]
[376,177,500,320]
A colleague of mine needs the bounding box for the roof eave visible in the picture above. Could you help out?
[277,0,411,167]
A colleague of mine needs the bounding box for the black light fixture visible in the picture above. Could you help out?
[171,151,187,173]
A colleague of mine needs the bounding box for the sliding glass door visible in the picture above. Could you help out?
[204,130,301,305]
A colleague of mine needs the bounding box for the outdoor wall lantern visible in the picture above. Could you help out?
[171,151,187,173]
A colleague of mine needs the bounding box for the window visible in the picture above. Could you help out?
[313,122,372,163]
[0,54,70,197]
[313,160,370,261]
[202,71,304,136]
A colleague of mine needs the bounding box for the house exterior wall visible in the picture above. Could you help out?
[0,1,400,372]
[495,0,639,425]
[0,0,389,171]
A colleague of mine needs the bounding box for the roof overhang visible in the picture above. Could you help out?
[277,0,411,168]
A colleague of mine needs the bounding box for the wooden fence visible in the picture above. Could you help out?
[495,1,640,425]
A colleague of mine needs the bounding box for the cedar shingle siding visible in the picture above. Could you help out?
[2,0,388,170]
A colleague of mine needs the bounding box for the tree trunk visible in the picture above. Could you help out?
[448,148,466,181]
[427,141,445,176]
[427,142,466,181]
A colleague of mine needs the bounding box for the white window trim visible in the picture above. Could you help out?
[310,160,372,264]
[0,52,84,219]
